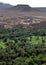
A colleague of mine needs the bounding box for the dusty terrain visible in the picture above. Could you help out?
[0,4,46,29]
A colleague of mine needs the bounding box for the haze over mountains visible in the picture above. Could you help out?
[0,2,12,9]
[0,2,46,12]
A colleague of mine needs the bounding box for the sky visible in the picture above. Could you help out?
[0,0,46,7]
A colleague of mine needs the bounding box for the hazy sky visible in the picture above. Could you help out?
[0,0,46,7]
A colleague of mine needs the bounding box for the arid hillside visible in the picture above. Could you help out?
[0,5,46,29]
[0,15,46,29]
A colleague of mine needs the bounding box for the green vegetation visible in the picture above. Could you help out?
[0,40,6,49]
[0,27,46,65]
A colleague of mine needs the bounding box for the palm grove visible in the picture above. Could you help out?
[0,27,46,65]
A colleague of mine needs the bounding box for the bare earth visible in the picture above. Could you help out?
[0,9,46,29]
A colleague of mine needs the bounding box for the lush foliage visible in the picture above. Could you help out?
[0,27,46,65]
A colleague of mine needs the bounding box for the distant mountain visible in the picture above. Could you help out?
[9,4,38,12]
[0,2,12,9]
[9,4,46,12]
[0,3,46,12]
[34,7,46,12]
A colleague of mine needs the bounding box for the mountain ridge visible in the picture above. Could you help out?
[0,2,46,12]
[8,4,46,12]
[0,2,12,9]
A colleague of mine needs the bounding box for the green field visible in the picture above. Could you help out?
[31,36,46,44]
